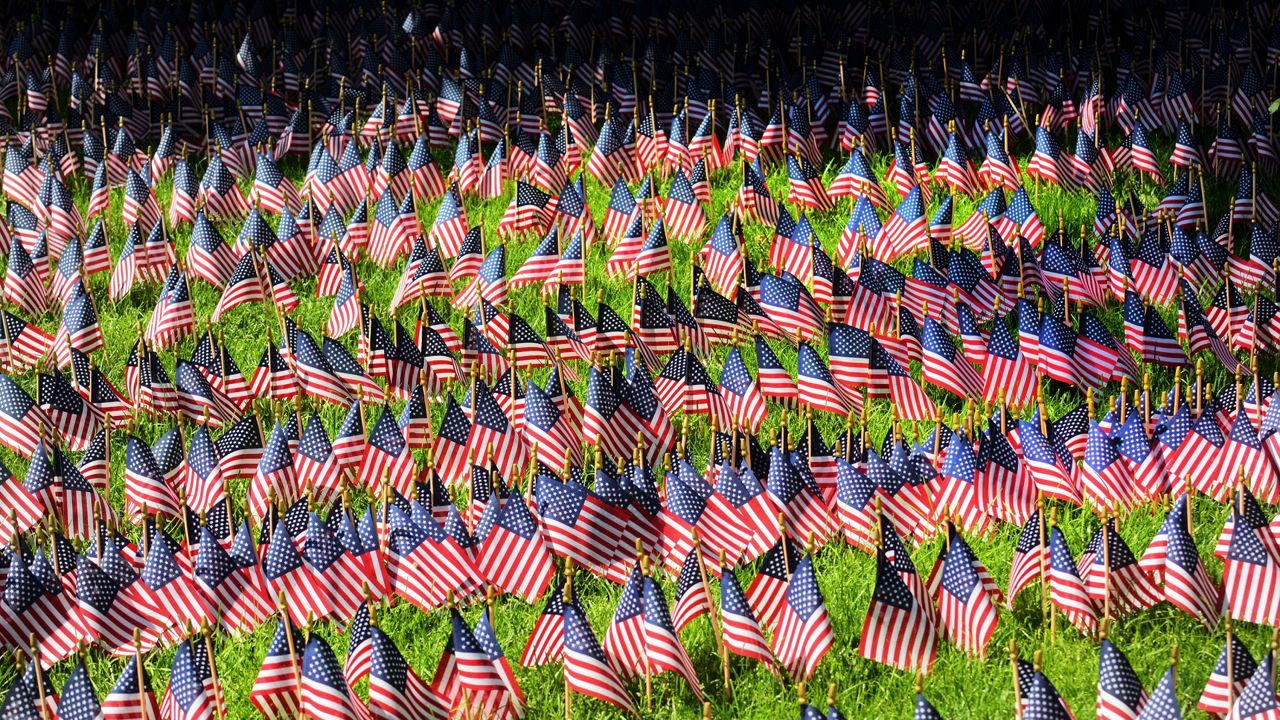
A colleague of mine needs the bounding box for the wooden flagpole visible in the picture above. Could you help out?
[564,559,575,720]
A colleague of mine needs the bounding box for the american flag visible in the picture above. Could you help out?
[101,654,161,720]
[39,369,103,451]
[1048,526,1098,635]
[664,169,708,240]
[1024,668,1076,720]
[141,534,213,631]
[246,422,298,522]
[759,274,824,342]
[604,564,648,678]
[124,435,182,520]
[914,691,946,720]
[468,380,527,482]
[881,186,928,260]
[58,662,103,720]
[859,526,937,673]
[342,603,373,689]
[1223,493,1280,627]
[476,489,555,603]
[982,315,1038,408]
[1078,519,1161,617]
[921,316,983,400]
[497,181,553,238]
[718,562,775,667]
[1096,638,1147,720]
[215,415,266,480]
[1227,653,1280,720]
[211,253,267,323]
[194,527,273,637]
[510,228,563,289]
[635,218,673,277]
[521,579,567,667]
[538,475,622,578]
[1001,186,1046,246]
[797,342,858,416]
[1139,495,1219,627]
[1198,634,1256,716]
[293,414,343,507]
[299,635,360,720]
[935,433,987,536]
[263,517,330,626]
[641,574,705,697]
[0,310,53,372]
[302,513,368,620]
[474,602,528,716]
[358,404,415,498]
[326,263,361,338]
[934,526,998,657]
[564,601,633,713]
[766,444,835,546]
[771,555,834,680]
[160,639,215,720]
[671,549,710,633]
[2,545,83,664]
[368,625,449,720]
[1138,664,1182,720]
[1006,509,1048,607]
[719,347,768,432]
[449,607,508,704]
[699,215,745,298]
[1082,421,1137,511]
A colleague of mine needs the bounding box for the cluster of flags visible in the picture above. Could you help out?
[0,0,1277,717]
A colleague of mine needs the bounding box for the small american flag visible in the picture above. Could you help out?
[101,654,161,720]
[476,488,555,603]
[1223,492,1280,626]
[565,601,633,713]
[263,518,329,626]
[719,347,768,432]
[643,574,705,698]
[1048,526,1098,635]
[1138,665,1182,719]
[520,579,566,667]
[1198,634,1256,716]
[250,614,300,712]
[604,564,647,677]
[934,526,999,657]
[771,555,834,680]
[299,635,360,720]
[859,522,937,673]
[1227,653,1280,720]
[58,662,102,720]
[1024,668,1075,720]
[1006,509,1048,607]
[368,626,449,720]
[358,404,415,498]
[160,639,216,720]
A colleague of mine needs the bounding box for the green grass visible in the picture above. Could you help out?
[0,140,1265,719]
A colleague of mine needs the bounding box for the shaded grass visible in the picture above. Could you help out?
[0,141,1262,719]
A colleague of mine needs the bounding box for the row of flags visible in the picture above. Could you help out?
[0,0,1279,717]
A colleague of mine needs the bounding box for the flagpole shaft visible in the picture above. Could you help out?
[1048,510,1057,643]
[279,597,302,699]
[1101,513,1112,629]
[1227,616,1235,708]
[29,634,50,720]
[693,533,730,698]
[1037,498,1047,625]
[203,624,226,718]
[134,633,147,720]
[564,561,575,720]
[1008,641,1022,720]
